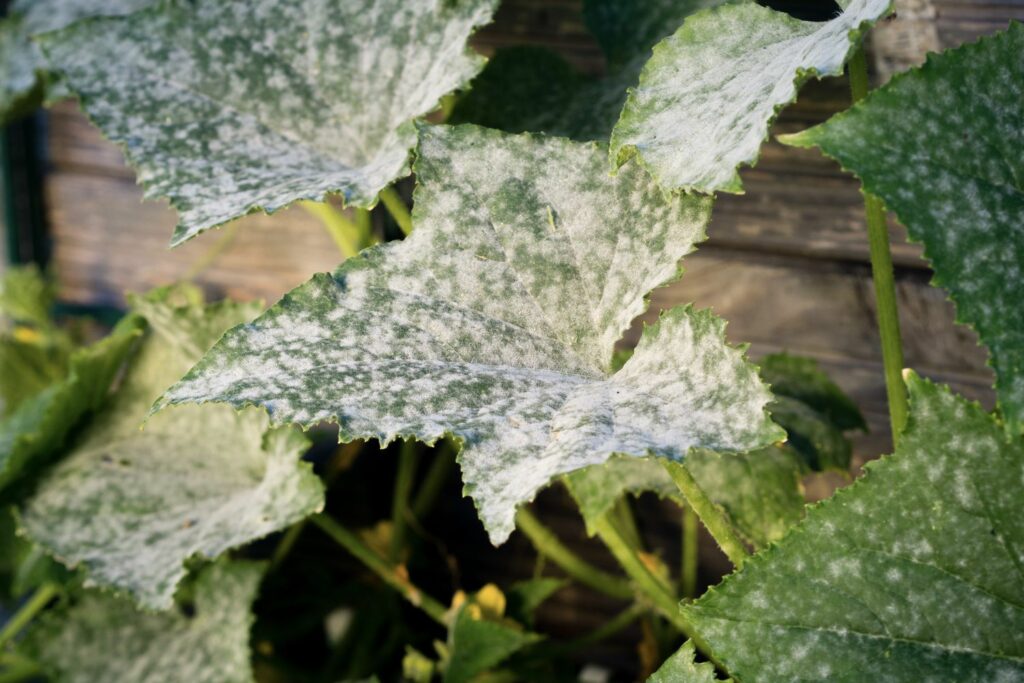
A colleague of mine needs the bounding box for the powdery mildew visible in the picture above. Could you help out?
[783,24,1024,434]
[24,560,262,683]
[37,0,498,245]
[684,375,1024,681]
[161,125,784,544]
[20,293,324,610]
[610,0,892,193]
[649,640,729,682]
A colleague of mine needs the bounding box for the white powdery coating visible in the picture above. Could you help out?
[684,376,1024,681]
[20,295,323,610]
[13,0,154,35]
[785,24,1024,433]
[26,560,262,683]
[37,0,498,244]
[162,125,783,544]
[610,0,891,193]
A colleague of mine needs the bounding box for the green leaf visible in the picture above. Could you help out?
[0,264,54,329]
[40,0,498,246]
[450,0,725,141]
[760,352,866,433]
[444,604,542,683]
[565,456,683,534]
[159,124,783,544]
[20,290,324,609]
[649,640,730,683]
[0,0,155,123]
[610,0,892,193]
[0,314,143,494]
[781,24,1024,433]
[682,374,1024,681]
[0,339,67,418]
[22,559,264,683]
[505,577,566,627]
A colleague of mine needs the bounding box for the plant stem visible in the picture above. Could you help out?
[0,583,59,650]
[411,443,455,519]
[390,440,419,561]
[310,513,447,625]
[0,661,40,683]
[183,222,239,281]
[300,200,361,259]
[514,508,633,600]
[529,603,645,658]
[611,497,644,551]
[592,514,721,666]
[681,505,699,599]
[848,47,909,444]
[379,186,413,236]
[269,522,305,572]
[664,463,748,567]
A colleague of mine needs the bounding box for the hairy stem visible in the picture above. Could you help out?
[300,201,361,259]
[390,441,419,561]
[379,186,413,236]
[592,514,720,664]
[310,513,448,625]
[611,497,644,551]
[0,583,60,650]
[848,47,909,444]
[681,505,699,599]
[515,508,633,600]
[411,443,455,520]
[664,463,748,567]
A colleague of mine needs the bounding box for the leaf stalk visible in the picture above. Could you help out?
[664,463,748,567]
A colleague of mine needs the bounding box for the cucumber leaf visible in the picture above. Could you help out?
[649,640,730,683]
[610,0,892,193]
[20,289,323,609]
[781,24,1024,433]
[21,559,264,683]
[681,374,1024,681]
[39,0,498,245]
[158,124,783,544]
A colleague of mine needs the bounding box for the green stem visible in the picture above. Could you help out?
[514,508,633,600]
[664,463,748,567]
[300,201,361,259]
[269,522,305,572]
[681,505,699,599]
[848,48,909,444]
[183,222,239,281]
[592,514,720,665]
[0,583,59,650]
[310,513,447,625]
[611,497,644,552]
[390,441,419,561]
[530,603,646,658]
[379,187,413,236]
[411,443,455,520]
[0,661,40,683]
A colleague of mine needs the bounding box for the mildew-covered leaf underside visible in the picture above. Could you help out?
[39,0,497,245]
[684,375,1024,681]
[160,125,783,544]
[783,24,1024,434]
[610,0,892,193]
[22,560,263,683]
[20,290,323,609]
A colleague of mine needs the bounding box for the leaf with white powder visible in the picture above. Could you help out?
[20,288,323,609]
[22,559,264,683]
[682,374,1024,681]
[782,24,1024,433]
[158,124,783,544]
[39,0,498,245]
[610,0,892,193]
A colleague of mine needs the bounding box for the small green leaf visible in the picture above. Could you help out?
[22,559,264,683]
[450,0,726,141]
[505,578,566,627]
[781,24,1024,433]
[683,374,1024,681]
[760,352,866,433]
[610,0,892,193]
[649,640,730,683]
[444,603,542,683]
[0,264,54,329]
[160,125,782,544]
[40,0,498,245]
[0,314,143,494]
[20,291,323,609]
